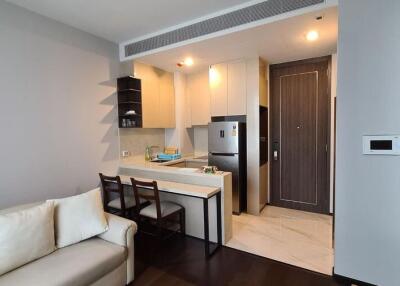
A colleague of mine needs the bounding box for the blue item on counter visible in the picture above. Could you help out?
[157,153,182,160]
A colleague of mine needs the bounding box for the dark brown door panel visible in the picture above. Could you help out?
[270,56,331,214]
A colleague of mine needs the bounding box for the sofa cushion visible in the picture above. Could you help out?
[0,202,43,215]
[48,188,108,248]
[0,238,126,286]
[0,202,55,276]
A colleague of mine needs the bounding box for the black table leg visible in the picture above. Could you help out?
[203,191,222,258]
[216,192,222,246]
[203,198,210,257]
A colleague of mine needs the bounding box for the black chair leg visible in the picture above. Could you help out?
[157,220,163,241]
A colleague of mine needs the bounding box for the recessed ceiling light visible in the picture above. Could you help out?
[184,57,194,66]
[177,57,194,67]
[306,30,319,42]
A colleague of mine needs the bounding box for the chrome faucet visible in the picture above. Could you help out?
[148,145,160,160]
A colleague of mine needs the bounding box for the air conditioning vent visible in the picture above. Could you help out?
[124,0,324,58]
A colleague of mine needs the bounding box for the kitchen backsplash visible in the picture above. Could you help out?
[193,126,208,157]
[119,128,165,158]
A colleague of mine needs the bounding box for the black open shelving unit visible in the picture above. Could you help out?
[117,76,142,128]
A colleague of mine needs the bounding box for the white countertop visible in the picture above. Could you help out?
[119,156,228,179]
[119,175,221,198]
[154,156,208,165]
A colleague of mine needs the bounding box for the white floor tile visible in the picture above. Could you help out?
[226,206,334,275]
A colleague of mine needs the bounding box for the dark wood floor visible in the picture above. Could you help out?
[131,233,345,286]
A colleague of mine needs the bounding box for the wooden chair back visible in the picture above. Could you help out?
[130,178,161,219]
[99,173,126,211]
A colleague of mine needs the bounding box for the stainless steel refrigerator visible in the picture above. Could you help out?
[208,121,246,214]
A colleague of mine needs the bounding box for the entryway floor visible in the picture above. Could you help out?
[226,206,334,275]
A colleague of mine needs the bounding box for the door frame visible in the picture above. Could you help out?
[268,56,332,214]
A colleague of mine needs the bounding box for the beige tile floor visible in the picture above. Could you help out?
[226,206,334,275]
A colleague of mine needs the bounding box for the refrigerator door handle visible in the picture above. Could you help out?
[209,152,237,157]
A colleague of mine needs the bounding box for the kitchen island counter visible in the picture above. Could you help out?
[120,156,208,173]
[117,156,232,244]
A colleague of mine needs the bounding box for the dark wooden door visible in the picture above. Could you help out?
[270,56,331,214]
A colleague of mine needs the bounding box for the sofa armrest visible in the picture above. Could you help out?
[97,213,137,284]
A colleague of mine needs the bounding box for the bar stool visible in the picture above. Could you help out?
[99,173,138,218]
[130,178,185,239]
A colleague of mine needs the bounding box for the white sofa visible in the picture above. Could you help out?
[0,203,137,286]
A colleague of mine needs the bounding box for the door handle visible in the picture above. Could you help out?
[273,141,279,161]
[273,150,278,161]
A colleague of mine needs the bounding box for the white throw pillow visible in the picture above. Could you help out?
[0,202,56,275]
[49,188,108,248]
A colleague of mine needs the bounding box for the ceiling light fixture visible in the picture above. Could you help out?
[177,57,194,67]
[306,30,319,42]
[184,57,194,66]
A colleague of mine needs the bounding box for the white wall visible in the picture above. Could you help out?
[335,1,400,285]
[0,2,120,208]
[259,59,268,210]
[120,128,165,158]
[193,127,208,157]
[246,57,261,215]
[329,53,337,213]
[165,72,194,156]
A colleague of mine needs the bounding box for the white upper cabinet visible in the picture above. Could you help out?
[210,60,247,117]
[186,69,211,126]
[187,61,247,125]
[210,63,228,117]
[227,60,247,115]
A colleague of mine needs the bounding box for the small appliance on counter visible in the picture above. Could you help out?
[208,121,247,214]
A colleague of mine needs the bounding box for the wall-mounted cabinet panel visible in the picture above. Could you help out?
[210,63,228,117]
[228,60,247,115]
[159,71,175,128]
[187,69,211,126]
[136,63,159,128]
[210,61,247,117]
[259,62,268,107]
[134,62,175,128]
